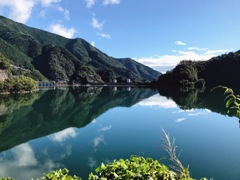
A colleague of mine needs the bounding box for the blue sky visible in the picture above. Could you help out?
[0,0,239,72]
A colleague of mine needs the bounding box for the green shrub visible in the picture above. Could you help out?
[0,75,37,93]
[0,53,11,70]
[37,168,81,180]
[88,156,191,180]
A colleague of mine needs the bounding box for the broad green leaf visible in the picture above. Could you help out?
[100,163,107,170]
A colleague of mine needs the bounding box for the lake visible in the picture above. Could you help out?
[0,87,240,179]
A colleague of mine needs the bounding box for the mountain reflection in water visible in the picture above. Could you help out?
[158,87,240,120]
[0,87,157,153]
[1,87,240,180]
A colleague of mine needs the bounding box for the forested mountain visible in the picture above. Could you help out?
[156,50,240,88]
[0,15,160,83]
[158,87,240,120]
[0,87,156,152]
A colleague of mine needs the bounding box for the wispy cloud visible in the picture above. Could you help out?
[56,6,70,20]
[40,0,62,7]
[175,41,186,46]
[85,0,121,7]
[86,0,96,8]
[60,145,73,159]
[97,33,111,39]
[93,135,105,150]
[91,15,104,30]
[205,49,231,55]
[103,0,121,5]
[88,156,97,169]
[99,125,112,132]
[188,47,207,51]
[48,23,76,38]
[188,112,207,116]
[50,128,77,142]
[135,47,232,73]
[39,9,47,17]
[136,94,178,108]
[173,109,194,114]
[175,118,186,123]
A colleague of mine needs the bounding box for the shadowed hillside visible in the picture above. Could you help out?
[158,86,240,119]
[156,50,240,88]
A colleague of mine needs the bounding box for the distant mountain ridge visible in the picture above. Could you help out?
[0,15,160,83]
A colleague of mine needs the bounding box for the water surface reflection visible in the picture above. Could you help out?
[0,87,240,180]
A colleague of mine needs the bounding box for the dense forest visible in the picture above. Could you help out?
[0,16,160,83]
[0,53,37,93]
[155,50,240,88]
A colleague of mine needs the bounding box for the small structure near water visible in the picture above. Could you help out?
[127,79,131,83]
[38,81,55,88]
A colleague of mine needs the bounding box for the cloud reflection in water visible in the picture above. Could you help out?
[0,143,60,179]
[49,128,77,143]
[136,94,178,108]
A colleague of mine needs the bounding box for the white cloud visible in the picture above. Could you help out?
[136,94,178,108]
[175,118,186,123]
[85,0,120,7]
[60,145,73,159]
[91,16,104,30]
[86,0,96,8]
[176,109,194,113]
[88,156,97,169]
[48,23,76,38]
[175,41,186,46]
[0,0,36,23]
[93,135,105,149]
[205,109,212,113]
[204,49,231,55]
[97,33,111,39]
[38,3,70,20]
[50,128,77,142]
[135,48,232,73]
[12,143,37,167]
[39,9,47,17]
[0,143,60,180]
[0,0,65,23]
[188,112,207,116]
[103,0,121,5]
[40,0,62,7]
[56,6,70,20]
[188,47,207,51]
[91,41,96,46]
[99,125,112,132]
[172,109,194,114]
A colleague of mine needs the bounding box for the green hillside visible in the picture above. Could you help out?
[0,15,160,83]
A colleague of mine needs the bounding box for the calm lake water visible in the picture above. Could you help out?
[0,87,240,179]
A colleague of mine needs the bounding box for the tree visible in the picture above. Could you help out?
[0,75,37,93]
[0,53,11,70]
